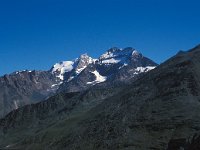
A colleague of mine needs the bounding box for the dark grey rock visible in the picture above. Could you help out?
[58,47,157,93]
[0,70,60,118]
[0,45,200,149]
[0,47,157,118]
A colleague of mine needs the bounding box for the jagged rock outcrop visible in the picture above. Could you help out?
[58,47,157,93]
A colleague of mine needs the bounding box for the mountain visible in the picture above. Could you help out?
[0,70,60,118]
[0,45,200,150]
[0,47,157,118]
[50,54,94,81]
[56,47,157,92]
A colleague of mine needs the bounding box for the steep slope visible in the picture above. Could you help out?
[50,54,94,81]
[0,85,124,149]
[63,45,200,150]
[58,47,157,92]
[0,47,156,118]
[0,45,200,149]
[0,70,60,118]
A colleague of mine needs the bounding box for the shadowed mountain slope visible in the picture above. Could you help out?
[0,47,157,118]
[1,45,200,149]
[0,71,60,118]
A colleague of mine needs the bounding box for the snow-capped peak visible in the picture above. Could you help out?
[132,50,140,56]
[75,54,94,74]
[51,61,75,80]
[51,54,95,81]
[98,47,141,65]
[50,47,157,91]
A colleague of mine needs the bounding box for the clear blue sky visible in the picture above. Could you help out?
[0,0,200,75]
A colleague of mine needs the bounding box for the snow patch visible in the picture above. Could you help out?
[119,63,128,69]
[76,66,87,74]
[134,66,156,74]
[14,101,18,109]
[101,58,121,64]
[52,61,75,80]
[51,84,58,88]
[87,70,107,85]
[15,70,32,74]
[51,54,95,81]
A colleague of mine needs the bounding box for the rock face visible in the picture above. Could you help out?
[0,45,200,150]
[57,47,157,92]
[0,47,156,118]
[50,54,94,81]
[0,70,60,118]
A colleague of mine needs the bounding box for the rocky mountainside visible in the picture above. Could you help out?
[0,47,157,118]
[55,47,157,92]
[0,45,200,150]
[0,70,60,118]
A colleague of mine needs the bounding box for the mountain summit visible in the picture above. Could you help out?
[51,54,94,81]
[1,45,200,149]
[56,47,157,92]
[99,47,140,63]
[0,47,157,118]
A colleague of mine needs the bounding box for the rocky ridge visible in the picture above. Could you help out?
[0,47,157,118]
[0,45,200,149]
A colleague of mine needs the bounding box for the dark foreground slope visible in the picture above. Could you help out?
[0,85,123,149]
[1,45,200,150]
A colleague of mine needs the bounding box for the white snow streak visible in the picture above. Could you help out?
[134,66,156,74]
[14,101,18,109]
[87,70,107,85]
[101,58,121,64]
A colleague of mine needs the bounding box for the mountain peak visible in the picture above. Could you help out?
[101,47,139,57]
[77,53,94,63]
[51,61,75,80]
[51,47,155,84]
[107,47,122,53]
[98,47,142,65]
[78,53,90,59]
[75,53,94,74]
[51,53,95,81]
